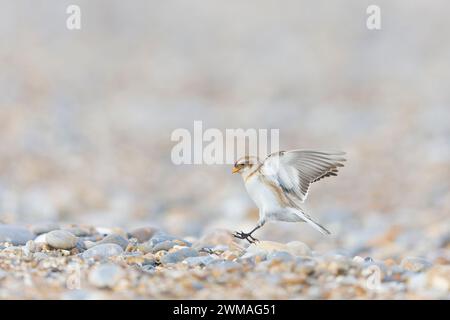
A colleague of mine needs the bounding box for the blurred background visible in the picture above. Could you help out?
[0,1,449,259]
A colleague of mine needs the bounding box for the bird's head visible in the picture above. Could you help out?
[232,156,260,175]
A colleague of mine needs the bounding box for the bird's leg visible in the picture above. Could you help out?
[233,222,264,244]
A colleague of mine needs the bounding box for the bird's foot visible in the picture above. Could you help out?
[232,231,259,244]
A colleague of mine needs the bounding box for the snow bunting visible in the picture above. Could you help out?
[232,150,346,243]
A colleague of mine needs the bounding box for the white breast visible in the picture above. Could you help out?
[244,175,283,214]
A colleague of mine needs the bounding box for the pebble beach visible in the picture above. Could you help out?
[0,223,448,299]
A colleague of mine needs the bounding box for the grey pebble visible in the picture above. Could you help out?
[63,227,91,237]
[160,248,198,264]
[207,260,242,272]
[33,252,49,261]
[30,223,60,235]
[183,255,215,267]
[97,234,129,250]
[88,263,124,289]
[149,233,190,247]
[46,230,78,250]
[141,264,156,273]
[128,226,160,243]
[138,233,191,254]
[267,251,294,263]
[0,225,35,246]
[0,269,7,280]
[82,243,124,260]
[400,257,432,272]
[152,240,178,253]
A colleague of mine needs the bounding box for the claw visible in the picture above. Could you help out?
[232,230,259,244]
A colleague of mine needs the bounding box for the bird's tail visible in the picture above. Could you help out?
[292,209,331,235]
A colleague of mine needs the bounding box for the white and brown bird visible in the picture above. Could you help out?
[232,150,346,243]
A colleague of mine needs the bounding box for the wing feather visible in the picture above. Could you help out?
[261,150,346,203]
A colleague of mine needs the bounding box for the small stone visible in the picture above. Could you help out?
[142,254,157,266]
[84,240,96,249]
[192,229,235,249]
[183,255,215,267]
[408,273,427,291]
[353,256,365,264]
[149,233,190,247]
[97,234,129,250]
[0,225,34,245]
[75,239,87,251]
[286,241,312,257]
[152,240,181,253]
[384,258,397,267]
[128,226,160,242]
[141,264,156,273]
[82,243,124,260]
[207,260,242,272]
[88,263,124,289]
[30,223,59,235]
[25,240,36,253]
[95,227,113,236]
[0,269,6,280]
[267,251,294,263]
[223,251,238,261]
[33,252,49,261]
[328,257,352,275]
[242,241,289,259]
[123,252,145,265]
[34,233,47,244]
[2,246,22,254]
[426,265,450,292]
[63,226,92,237]
[160,248,198,264]
[401,257,432,272]
[46,230,78,250]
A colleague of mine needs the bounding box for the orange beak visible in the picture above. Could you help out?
[232,167,240,174]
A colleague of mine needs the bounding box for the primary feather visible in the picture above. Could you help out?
[261,150,346,204]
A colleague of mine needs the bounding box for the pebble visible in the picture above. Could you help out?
[243,240,311,259]
[34,233,47,244]
[0,225,35,245]
[400,257,432,272]
[193,229,236,249]
[96,234,129,250]
[207,260,242,272]
[148,233,190,247]
[160,248,198,264]
[286,241,312,257]
[267,251,295,263]
[352,256,365,264]
[46,230,78,250]
[128,226,160,243]
[25,240,36,253]
[63,226,91,237]
[0,222,448,299]
[328,257,352,275]
[137,234,190,254]
[183,255,215,267]
[33,252,49,261]
[426,265,449,292]
[82,243,124,260]
[88,263,124,289]
[407,273,427,291]
[141,264,156,273]
[151,240,177,253]
[30,223,60,235]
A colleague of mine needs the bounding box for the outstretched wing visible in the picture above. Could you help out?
[260,150,346,203]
